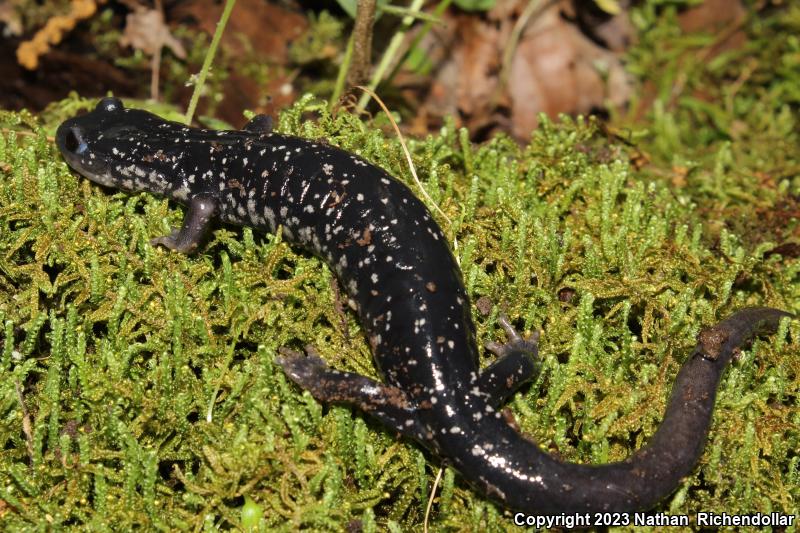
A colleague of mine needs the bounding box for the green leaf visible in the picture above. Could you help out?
[595,0,622,15]
[453,0,496,12]
[335,0,358,18]
[335,0,392,19]
[241,496,264,531]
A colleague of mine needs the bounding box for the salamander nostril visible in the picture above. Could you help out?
[65,127,88,155]
[64,130,78,152]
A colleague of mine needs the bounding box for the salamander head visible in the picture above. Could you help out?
[58,97,169,191]
[56,97,234,197]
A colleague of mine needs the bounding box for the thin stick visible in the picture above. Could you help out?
[354,85,451,226]
[150,0,163,101]
[15,381,34,460]
[423,466,444,533]
[348,0,377,89]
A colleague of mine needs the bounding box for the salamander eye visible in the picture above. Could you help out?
[96,97,123,113]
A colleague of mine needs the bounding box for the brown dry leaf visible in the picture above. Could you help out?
[562,0,636,52]
[421,0,633,141]
[678,0,746,33]
[416,11,507,136]
[507,3,632,140]
[120,5,186,59]
[0,2,23,36]
[171,0,306,62]
[169,0,307,123]
[678,0,747,60]
[452,14,503,120]
[671,165,689,188]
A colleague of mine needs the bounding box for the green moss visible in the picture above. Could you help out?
[1,5,798,531]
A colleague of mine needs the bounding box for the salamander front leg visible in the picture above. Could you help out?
[479,316,541,407]
[276,350,427,441]
[151,192,218,254]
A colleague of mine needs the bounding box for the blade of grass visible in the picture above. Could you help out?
[184,0,237,125]
[356,0,426,113]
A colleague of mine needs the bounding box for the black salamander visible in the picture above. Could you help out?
[56,97,793,513]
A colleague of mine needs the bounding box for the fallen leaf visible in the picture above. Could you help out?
[120,5,186,59]
[172,0,306,62]
[419,0,633,141]
[504,1,632,139]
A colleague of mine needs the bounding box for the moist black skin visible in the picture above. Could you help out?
[57,97,794,513]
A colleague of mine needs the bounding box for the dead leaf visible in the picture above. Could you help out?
[507,3,632,139]
[0,2,23,36]
[565,0,636,52]
[120,5,186,59]
[678,0,746,34]
[167,0,307,123]
[171,0,306,62]
[419,0,633,141]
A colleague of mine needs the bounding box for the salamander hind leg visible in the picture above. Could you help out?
[276,349,426,441]
[479,316,541,407]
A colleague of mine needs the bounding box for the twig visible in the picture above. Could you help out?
[354,85,451,227]
[423,466,444,533]
[150,0,163,101]
[15,381,34,461]
[348,0,377,90]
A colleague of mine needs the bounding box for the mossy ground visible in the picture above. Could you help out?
[0,2,798,531]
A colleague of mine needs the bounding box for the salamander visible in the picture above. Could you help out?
[56,97,793,513]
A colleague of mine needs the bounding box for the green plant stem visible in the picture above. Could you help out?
[331,34,356,110]
[386,0,451,83]
[356,0,426,112]
[184,0,237,125]
[381,5,441,22]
